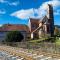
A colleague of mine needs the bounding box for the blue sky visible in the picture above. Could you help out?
[0,0,60,25]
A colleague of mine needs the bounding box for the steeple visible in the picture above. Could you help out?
[47,4,54,36]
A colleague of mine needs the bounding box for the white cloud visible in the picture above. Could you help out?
[11,8,43,19]
[0,0,8,3]
[44,0,60,8]
[0,0,7,3]
[11,8,36,19]
[0,10,6,14]
[0,0,19,6]
[11,0,60,19]
[0,25,3,27]
[38,0,60,16]
[8,1,19,6]
[53,0,60,1]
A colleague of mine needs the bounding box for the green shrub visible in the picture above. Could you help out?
[5,31,24,42]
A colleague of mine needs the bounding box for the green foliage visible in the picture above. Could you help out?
[29,39,41,43]
[54,27,60,36]
[29,38,50,43]
[5,31,24,42]
[55,37,60,45]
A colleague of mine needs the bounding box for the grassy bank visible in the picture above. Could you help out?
[28,37,60,46]
[55,37,60,45]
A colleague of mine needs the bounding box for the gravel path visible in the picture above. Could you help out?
[0,45,60,60]
[0,51,24,60]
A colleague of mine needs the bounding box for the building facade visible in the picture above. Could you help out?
[0,24,30,41]
[0,4,54,41]
[28,4,54,39]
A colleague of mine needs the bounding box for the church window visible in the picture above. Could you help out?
[31,24,38,29]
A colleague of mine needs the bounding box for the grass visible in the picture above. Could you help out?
[55,37,60,45]
[29,39,41,43]
[28,37,60,46]
[29,38,49,43]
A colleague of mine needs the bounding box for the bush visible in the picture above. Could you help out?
[5,31,24,42]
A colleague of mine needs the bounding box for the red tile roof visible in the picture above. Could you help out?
[0,24,30,32]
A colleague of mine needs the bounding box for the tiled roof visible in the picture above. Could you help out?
[0,24,30,32]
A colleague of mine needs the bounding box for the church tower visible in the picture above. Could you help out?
[47,4,54,36]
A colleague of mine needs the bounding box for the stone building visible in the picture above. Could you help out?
[0,4,54,41]
[0,24,30,41]
[28,4,54,39]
